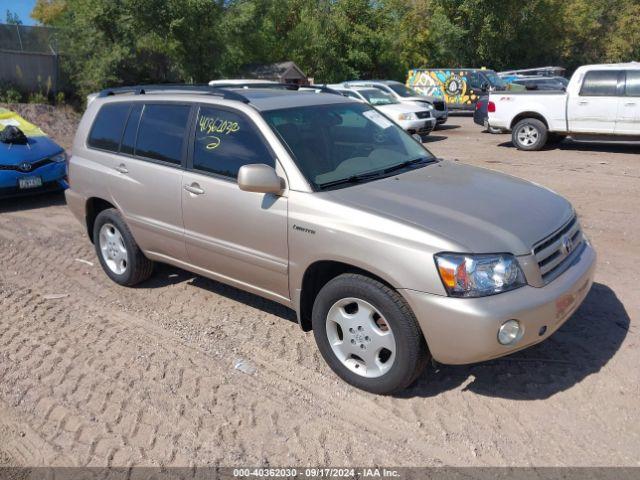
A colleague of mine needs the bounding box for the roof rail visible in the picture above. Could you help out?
[208,82,342,96]
[96,84,251,103]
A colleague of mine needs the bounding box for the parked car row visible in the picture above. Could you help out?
[328,83,436,138]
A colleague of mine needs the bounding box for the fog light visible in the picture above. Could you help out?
[498,319,522,345]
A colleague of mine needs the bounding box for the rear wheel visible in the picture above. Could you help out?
[93,208,154,286]
[312,273,429,394]
[512,118,548,151]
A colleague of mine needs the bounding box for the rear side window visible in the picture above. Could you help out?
[580,70,620,96]
[88,103,131,151]
[192,106,274,179]
[625,71,640,97]
[136,104,191,165]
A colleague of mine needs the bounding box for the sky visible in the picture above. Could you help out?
[1,0,37,25]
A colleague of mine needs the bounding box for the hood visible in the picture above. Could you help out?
[325,161,573,255]
[376,103,429,115]
[0,135,64,166]
[401,96,438,105]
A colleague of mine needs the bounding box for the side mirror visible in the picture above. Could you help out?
[238,164,283,194]
[412,133,423,143]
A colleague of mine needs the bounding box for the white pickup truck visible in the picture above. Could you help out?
[488,63,640,150]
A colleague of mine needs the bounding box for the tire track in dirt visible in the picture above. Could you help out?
[0,226,456,466]
[0,203,627,467]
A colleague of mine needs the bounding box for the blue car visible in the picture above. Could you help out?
[0,108,68,198]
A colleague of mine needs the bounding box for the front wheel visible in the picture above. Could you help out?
[512,118,548,151]
[312,273,429,394]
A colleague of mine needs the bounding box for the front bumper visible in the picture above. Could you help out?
[401,242,597,365]
[433,109,448,124]
[0,162,67,198]
[401,118,435,136]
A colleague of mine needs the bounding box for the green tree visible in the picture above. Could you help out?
[5,10,23,24]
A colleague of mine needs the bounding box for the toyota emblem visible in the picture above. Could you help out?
[561,235,574,256]
[18,162,33,172]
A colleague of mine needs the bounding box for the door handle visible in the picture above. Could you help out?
[578,101,588,105]
[184,183,205,195]
[114,164,128,174]
[624,102,636,106]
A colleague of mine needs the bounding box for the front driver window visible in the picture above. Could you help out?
[193,107,275,179]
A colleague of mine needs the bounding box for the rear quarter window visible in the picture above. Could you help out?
[87,103,131,151]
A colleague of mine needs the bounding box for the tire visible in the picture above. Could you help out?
[512,118,548,151]
[93,208,154,286]
[312,273,429,394]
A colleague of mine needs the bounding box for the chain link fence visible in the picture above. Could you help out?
[0,23,60,95]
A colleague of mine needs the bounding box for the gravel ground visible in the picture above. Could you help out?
[0,110,638,467]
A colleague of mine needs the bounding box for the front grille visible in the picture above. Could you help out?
[416,110,431,119]
[433,100,445,111]
[0,158,53,171]
[533,215,583,283]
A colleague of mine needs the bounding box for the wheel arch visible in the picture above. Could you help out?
[510,111,549,130]
[85,197,117,243]
[297,260,398,332]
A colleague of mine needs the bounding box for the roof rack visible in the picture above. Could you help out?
[207,82,342,96]
[95,82,343,104]
[96,84,251,103]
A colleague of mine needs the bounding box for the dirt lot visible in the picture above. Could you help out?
[0,109,638,467]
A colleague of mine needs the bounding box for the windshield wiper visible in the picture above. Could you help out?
[380,156,436,175]
[316,157,436,190]
[316,171,384,190]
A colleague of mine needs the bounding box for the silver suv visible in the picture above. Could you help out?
[344,80,449,126]
[66,84,596,394]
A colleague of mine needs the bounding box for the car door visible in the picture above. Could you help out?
[616,70,640,135]
[181,104,289,302]
[567,70,623,134]
[107,102,192,261]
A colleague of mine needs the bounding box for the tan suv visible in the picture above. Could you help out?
[66,84,596,394]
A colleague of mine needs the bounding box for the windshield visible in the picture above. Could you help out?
[386,83,420,97]
[358,89,398,105]
[483,71,508,89]
[262,102,435,190]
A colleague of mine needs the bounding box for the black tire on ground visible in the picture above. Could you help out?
[93,208,154,286]
[512,118,548,151]
[312,273,430,394]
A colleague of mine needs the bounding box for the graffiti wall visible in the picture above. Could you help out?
[407,69,480,107]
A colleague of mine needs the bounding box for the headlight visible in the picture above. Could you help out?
[397,112,418,121]
[434,253,526,297]
[51,152,67,163]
